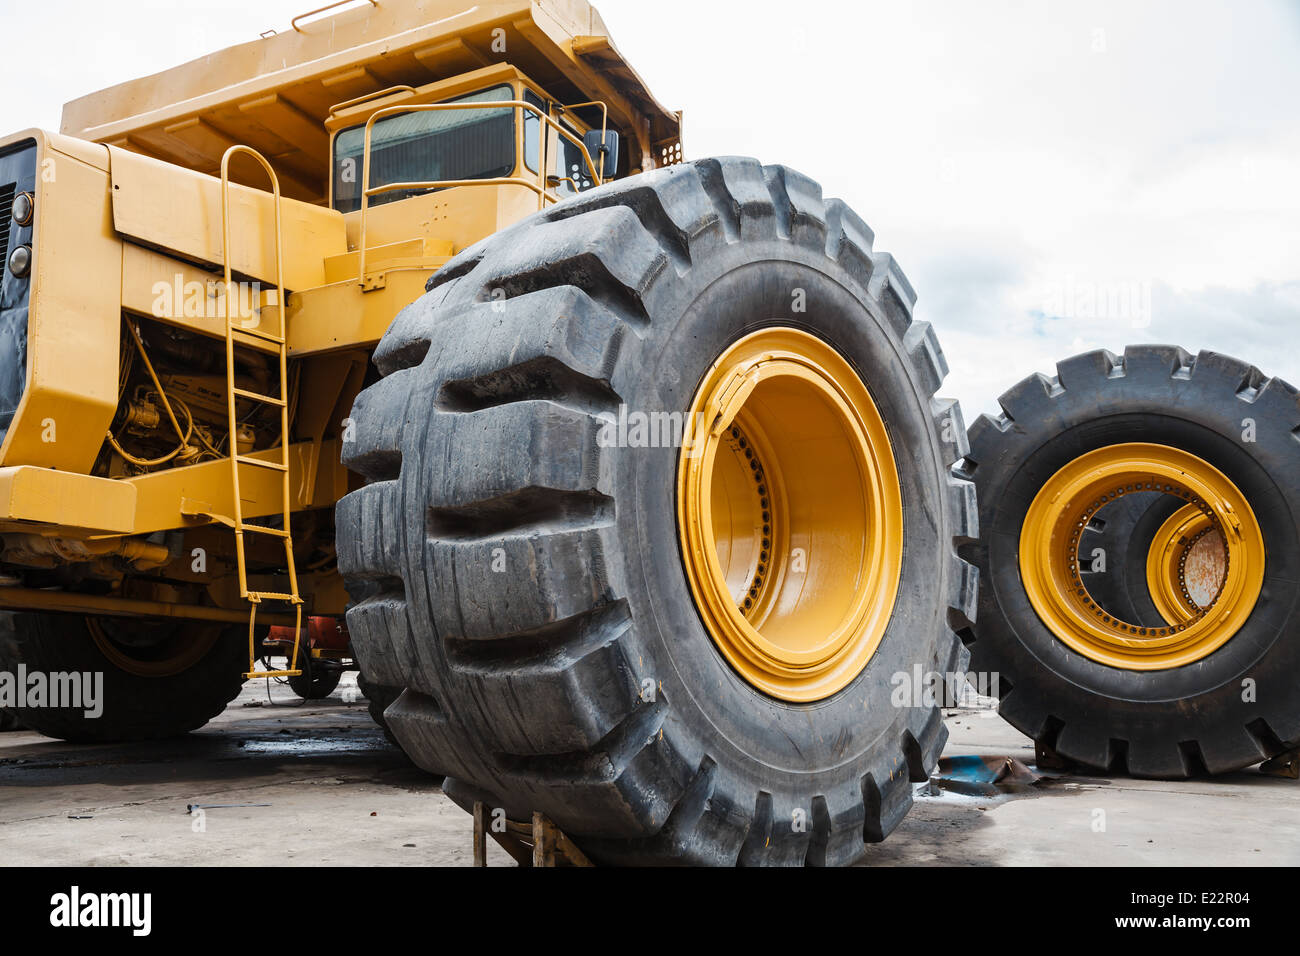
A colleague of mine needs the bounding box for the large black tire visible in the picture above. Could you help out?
[963,345,1300,777]
[337,157,975,865]
[0,612,246,742]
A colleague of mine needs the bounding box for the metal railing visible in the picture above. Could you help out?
[356,100,606,284]
[557,99,610,179]
[292,0,376,33]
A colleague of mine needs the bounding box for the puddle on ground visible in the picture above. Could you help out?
[0,726,394,777]
[238,736,385,755]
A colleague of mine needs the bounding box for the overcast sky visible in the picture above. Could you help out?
[3,0,1296,419]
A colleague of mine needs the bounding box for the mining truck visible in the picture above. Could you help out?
[0,0,976,864]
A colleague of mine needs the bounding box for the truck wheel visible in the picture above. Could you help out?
[338,157,975,865]
[963,346,1300,777]
[287,653,343,700]
[0,612,246,742]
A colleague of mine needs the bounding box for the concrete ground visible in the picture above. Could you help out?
[0,675,516,867]
[1,678,1297,866]
[869,709,1300,866]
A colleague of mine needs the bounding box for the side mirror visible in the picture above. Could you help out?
[582,128,620,182]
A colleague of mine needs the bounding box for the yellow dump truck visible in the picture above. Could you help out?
[0,0,976,865]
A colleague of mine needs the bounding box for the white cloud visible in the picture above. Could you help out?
[595,0,1300,414]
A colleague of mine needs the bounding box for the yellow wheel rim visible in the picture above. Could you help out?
[88,618,219,678]
[1020,443,1264,670]
[1145,504,1227,625]
[676,328,903,702]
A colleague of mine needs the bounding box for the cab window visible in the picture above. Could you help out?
[521,89,598,194]
[332,85,515,213]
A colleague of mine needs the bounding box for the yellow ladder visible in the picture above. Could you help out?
[219,145,303,680]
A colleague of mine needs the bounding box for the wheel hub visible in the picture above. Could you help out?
[1020,443,1264,669]
[677,328,903,701]
[88,618,220,678]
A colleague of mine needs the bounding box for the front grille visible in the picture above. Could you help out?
[0,183,14,268]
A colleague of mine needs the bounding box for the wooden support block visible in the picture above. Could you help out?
[472,801,487,867]
[489,828,534,867]
[470,805,593,866]
[554,828,594,867]
[1259,748,1300,779]
[532,811,556,867]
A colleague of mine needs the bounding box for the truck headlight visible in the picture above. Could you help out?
[11,191,32,226]
[8,244,31,278]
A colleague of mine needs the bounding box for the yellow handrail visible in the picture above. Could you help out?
[292,0,376,33]
[328,85,418,119]
[356,100,606,285]
[218,145,304,681]
[557,100,609,179]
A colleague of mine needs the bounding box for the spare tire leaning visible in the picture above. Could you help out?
[962,345,1300,777]
[337,157,976,865]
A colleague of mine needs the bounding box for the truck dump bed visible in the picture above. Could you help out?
[60,0,681,203]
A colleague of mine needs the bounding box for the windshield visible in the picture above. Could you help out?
[332,85,515,213]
